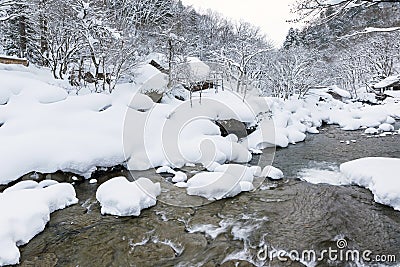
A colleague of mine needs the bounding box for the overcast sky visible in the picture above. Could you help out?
[181,0,298,47]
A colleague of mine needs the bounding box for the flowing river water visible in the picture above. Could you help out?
[7,124,400,267]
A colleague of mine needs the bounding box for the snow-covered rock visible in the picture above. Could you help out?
[156,166,188,183]
[0,181,77,266]
[185,164,260,200]
[261,166,284,180]
[96,177,161,216]
[307,127,320,134]
[385,116,396,124]
[186,172,243,200]
[378,123,395,132]
[364,127,378,135]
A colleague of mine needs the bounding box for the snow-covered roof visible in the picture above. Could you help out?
[182,57,210,80]
[0,54,27,60]
[374,75,400,89]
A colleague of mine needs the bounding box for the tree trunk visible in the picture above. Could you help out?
[167,39,173,88]
[18,15,27,58]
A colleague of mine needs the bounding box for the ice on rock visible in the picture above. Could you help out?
[378,123,394,132]
[0,181,77,266]
[340,157,400,211]
[261,166,284,180]
[96,177,161,216]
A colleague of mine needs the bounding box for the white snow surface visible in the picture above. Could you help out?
[96,176,161,216]
[133,63,168,94]
[374,74,400,89]
[328,85,351,98]
[340,157,400,211]
[1,64,400,187]
[378,123,395,132]
[261,166,284,180]
[299,158,400,211]
[156,166,187,183]
[185,164,261,200]
[0,181,77,266]
[364,127,378,134]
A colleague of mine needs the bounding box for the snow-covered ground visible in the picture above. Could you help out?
[1,64,399,186]
[1,64,400,265]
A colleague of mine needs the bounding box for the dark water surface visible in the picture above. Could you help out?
[14,124,400,267]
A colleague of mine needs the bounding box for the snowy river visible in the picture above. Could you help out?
[15,124,400,267]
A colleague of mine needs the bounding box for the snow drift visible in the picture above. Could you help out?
[0,181,77,266]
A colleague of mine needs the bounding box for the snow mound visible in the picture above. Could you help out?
[96,177,161,216]
[378,123,394,132]
[133,63,168,94]
[185,164,260,200]
[340,157,400,211]
[125,90,256,171]
[0,181,77,266]
[261,166,284,180]
[364,127,378,134]
[186,172,243,200]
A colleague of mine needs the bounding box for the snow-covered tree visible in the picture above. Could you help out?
[293,0,400,23]
[216,21,272,95]
[264,46,321,99]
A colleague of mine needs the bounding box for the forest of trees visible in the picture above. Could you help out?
[288,0,400,96]
[0,0,399,98]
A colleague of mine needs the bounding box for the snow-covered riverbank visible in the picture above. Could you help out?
[1,64,399,185]
[1,64,400,265]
